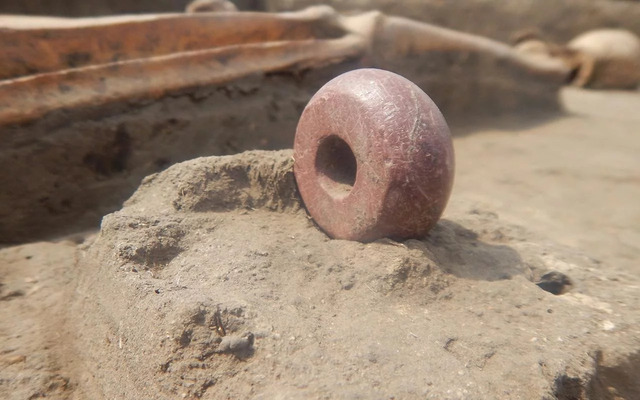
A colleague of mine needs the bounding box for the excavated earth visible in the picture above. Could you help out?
[1,88,639,399]
[1,0,639,44]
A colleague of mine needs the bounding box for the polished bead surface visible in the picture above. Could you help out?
[294,68,455,242]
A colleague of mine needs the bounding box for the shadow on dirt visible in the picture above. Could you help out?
[588,350,640,400]
[419,219,526,281]
[450,110,564,137]
[552,350,640,400]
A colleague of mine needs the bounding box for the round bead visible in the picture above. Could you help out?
[294,68,455,242]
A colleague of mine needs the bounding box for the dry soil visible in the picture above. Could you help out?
[1,87,639,399]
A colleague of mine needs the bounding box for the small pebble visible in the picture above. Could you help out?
[218,332,254,354]
[602,321,615,331]
[536,271,572,295]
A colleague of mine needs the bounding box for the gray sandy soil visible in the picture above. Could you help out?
[454,87,640,276]
[1,87,639,399]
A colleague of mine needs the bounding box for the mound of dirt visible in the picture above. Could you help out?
[46,150,638,399]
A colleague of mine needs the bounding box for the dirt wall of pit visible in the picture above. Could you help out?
[0,68,339,243]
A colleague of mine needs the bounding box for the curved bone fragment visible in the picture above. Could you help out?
[513,29,640,90]
[567,29,640,89]
[371,16,568,115]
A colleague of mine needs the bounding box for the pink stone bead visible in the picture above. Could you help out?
[294,68,455,242]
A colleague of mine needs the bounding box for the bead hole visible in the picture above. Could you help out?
[315,135,357,197]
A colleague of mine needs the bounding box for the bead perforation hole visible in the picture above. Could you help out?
[315,135,357,198]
